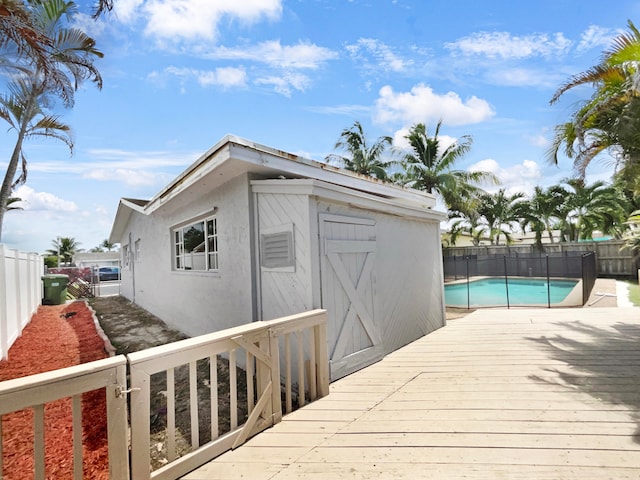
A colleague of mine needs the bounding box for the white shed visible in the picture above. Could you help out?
[109,135,447,380]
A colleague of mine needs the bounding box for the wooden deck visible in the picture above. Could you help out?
[183,307,640,479]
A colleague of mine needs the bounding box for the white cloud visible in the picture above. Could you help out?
[137,0,282,42]
[71,13,107,38]
[113,0,144,23]
[12,185,78,212]
[577,25,620,53]
[84,168,162,187]
[469,158,542,195]
[255,72,311,97]
[205,40,338,69]
[160,66,247,88]
[32,149,196,173]
[485,67,562,88]
[525,133,549,148]
[307,104,371,116]
[446,31,572,59]
[346,38,412,73]
[374,84,495,126]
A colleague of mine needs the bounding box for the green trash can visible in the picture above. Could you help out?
[42,274,70,305]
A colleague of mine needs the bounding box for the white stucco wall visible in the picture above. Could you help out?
[118,173,256,337]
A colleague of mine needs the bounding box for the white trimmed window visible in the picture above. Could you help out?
[173,215,218,271]
[122,244,130,268]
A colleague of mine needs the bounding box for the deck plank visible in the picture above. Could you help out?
[182,307,640,479]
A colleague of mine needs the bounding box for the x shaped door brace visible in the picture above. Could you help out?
[326,240,381,361]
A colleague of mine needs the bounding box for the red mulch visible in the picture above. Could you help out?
[0,301,110,480]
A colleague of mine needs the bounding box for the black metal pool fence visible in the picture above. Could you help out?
[443,251,597,309]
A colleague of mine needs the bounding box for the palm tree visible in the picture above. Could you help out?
[622,210,640,257]
[6,196,23,211]
[0,0,103,241]
[398,122,498,209]
[559,179,628,241]
[325,121,394,180]
[477,189,525,245]
[0,0,53,75]
[549,20,640,177]
[0,0,112,69]
[448,214,486,247]
[100,239,116,251]
[519,185,565,249]
[47,236,82,265]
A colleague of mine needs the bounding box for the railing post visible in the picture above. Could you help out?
[314,317,330,398]
[259,332,280,425]
[129,364,151,480]
[107,363,130,479]
[270,329,283,423]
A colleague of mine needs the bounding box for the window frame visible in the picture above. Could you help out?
[122,244,130,269]
[172,212,219,273]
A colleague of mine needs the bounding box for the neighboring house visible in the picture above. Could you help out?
[74,251,120,269]
[109,135,447,380]
[441,230,491,247]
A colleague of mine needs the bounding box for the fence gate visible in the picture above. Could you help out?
[319,214,382,380]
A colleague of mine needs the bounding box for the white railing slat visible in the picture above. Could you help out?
[167,367,176,462]
[308,332,317,401]
[189,361,199,449]
[209,355,218,440]
[297,330,305,408]
[284,332,292,413]
[34,404,45,480]
[229,349,238,430]
[72,394,83,479]
[246,350,254,413]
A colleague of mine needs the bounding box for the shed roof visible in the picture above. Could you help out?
[109,135,443,242]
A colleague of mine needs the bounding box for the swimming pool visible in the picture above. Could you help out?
[445,277,580,307]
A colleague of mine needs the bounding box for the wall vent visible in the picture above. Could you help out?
[260,231,294,269]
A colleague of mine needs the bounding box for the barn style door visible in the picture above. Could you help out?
[320,214,382,380]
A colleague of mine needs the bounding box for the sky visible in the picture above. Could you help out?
[2,0,640,254]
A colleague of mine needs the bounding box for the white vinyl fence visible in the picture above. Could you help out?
[0,244,44,360]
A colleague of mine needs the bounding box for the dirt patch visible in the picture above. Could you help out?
[88,296,188,354]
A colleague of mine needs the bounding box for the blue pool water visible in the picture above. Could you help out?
[445,277,578,307]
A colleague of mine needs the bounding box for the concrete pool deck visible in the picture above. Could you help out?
[586,278,629,308]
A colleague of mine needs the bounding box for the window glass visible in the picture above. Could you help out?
[173,215,218,271]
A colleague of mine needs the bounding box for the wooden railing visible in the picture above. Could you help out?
[127,309,328,480]
[0,310,329,480]
[0,356,129,480]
